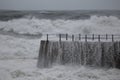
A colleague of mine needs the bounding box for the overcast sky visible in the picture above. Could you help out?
[0,0,120,10]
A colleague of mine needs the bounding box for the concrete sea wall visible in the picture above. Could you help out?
[37,41,120,68]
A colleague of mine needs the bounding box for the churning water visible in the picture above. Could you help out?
[0,10,120,37]
[0,10,120,80]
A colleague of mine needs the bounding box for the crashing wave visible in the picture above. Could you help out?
[0,16,120,36]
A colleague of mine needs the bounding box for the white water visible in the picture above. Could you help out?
[0,16,120,35]
[0,15,120,80]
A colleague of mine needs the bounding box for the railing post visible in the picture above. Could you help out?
[72,34,74,41]
[92,34,94,40]
[85,35,87,42]
[106,34,108,40]
[98,35,100,42]
[46,34,116,42]
[47,34,48,41]
[66,33,68,40]
[79,34,81,40]
[59,34,61,42]
[112,34,114,42]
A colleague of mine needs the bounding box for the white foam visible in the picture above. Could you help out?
[0,16,120,35]
[0,15,120,80]
[0,35,40,59]
[0,59,120,80]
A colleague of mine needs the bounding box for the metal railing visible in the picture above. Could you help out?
[43,34,120,42]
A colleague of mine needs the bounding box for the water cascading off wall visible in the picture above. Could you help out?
[37,41,120,68]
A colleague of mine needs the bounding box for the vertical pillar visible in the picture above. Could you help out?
[92,34,94,40]
[106,34,108,40]
[85,35,87,42]
[47,34,48,41]
[59,34,61,42]
[79,34,81,40]
[112,34,114,42]
[66,34,68,40]
[72,34,74,41]
[98,35,100,42]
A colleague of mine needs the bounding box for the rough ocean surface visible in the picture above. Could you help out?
[0,10,120,80]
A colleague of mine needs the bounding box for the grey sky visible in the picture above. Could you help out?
[0,0,120,10]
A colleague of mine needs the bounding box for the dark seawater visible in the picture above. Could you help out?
[0,10,120,21]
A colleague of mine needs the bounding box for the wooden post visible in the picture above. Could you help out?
[79,34,81,40]
[112,34,114,42]
[106,34,108,40]
[59,34,61,42]
[92,34,94,40]
[66,34,68,40]
[85,35,87,42]
[72,35,74,41]
[47,34,48,41]
[98,35,100,42]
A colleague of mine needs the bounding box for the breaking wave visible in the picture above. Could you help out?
[0,15,120,38]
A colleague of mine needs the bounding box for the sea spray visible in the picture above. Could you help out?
[37,41,120,68]
[0,16,120,35]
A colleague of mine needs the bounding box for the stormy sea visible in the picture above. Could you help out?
[0,10,120,80]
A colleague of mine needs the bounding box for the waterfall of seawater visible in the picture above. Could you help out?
[37,41,120,68]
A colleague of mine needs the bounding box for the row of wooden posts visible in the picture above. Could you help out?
[46,34,115,42]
